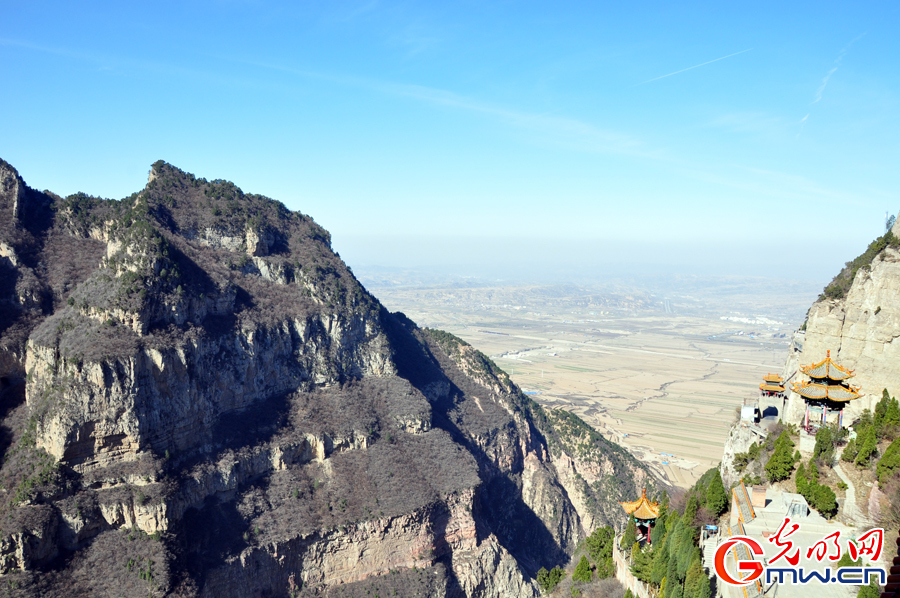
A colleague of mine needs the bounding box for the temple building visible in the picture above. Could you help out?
[619,488,659,545]
[759,373,785,398]
[791,350,863,431]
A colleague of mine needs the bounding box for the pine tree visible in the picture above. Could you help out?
[811,484,837,517]
[855,425,878,466]
[705,471,728,516]
[796,462,808,495]
[684,557,711,598]
[765,432,797,481]
[572,555,593,583]
[813,426,835,463]
[842,437,859,462]
[684,494,699,522]
[621,518,637,549]
[650,518,666,546]
[878,437,900,484]
[650,536,670,585]
[632,542,653,583]
[884,391,900,440]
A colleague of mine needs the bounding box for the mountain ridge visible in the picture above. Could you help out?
[0,159,661,597]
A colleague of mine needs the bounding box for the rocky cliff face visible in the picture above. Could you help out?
[0,159,659,597]
[781,219,900,424]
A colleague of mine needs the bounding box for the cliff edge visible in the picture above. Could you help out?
[0,159,659,597]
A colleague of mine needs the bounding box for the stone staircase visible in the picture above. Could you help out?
[702,538,718,578]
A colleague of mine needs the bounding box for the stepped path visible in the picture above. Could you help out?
[702,537,718,578]
[833,457,869,527]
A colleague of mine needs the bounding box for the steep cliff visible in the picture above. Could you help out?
[781,219,900,424]
[0,159,659,597]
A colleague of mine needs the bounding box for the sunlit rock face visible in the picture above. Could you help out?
[0,159,656,597]
[782,217,900,424]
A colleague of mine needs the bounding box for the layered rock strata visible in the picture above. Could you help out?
[0,159,659,597]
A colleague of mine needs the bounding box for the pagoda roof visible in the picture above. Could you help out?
[791,381,863,403]
[620,488,660,520]
[760,383,785,393]
[763,373,784,383]
[800,350,854,381]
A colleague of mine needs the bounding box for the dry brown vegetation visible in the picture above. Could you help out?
[0,159,659,596]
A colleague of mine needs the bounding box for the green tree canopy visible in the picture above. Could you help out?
[877,436,900,484]
[572,555,593,583]
[704,471,728,516]
[621,518,637,550]
[536,566,564,594]
[765,431,797,481]
[855,425,878,466]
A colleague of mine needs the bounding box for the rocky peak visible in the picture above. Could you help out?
[0,159,657,598]
[781,224,900,423]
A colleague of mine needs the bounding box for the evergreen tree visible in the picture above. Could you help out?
[684,557,711,598]
[705,471,728,516]
[585,526,615,578]
[842,437,859,462]
[536,567,564,594]
[684,494,699,522]
[650,539,669,585]
[878,436,900,484]
[813,425,835,463]
[883,390,900,440]
[796,462,808,495]
[650,518,666,546]
[572,555,593,583]
[666,553,679,588]
[811,484,837,517]
[807,460,819,483]
[858,578,880,598]
[855,425,878,466]
[621,518,637,549]
[668,579,684,598]
[765,432,797,481]
[875,392,889,436]
[632,542,654,583]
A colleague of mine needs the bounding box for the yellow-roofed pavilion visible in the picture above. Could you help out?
[759,373,786,396]
[792,350,863,430]
[620,489,659,544]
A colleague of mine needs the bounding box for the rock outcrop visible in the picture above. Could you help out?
[782,218,900,424]
[0,159,659,597]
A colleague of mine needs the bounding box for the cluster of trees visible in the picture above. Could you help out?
[764,431,800,482]
[844,390,900,466]
[628,504,712,598]
[795,459,838,517]
[732,441,761,472]
[537,525,615,594]
[625,470,728,598]
[536,565,565,594]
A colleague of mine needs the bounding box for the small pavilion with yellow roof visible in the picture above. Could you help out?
[791,350,863,430]
[759,373,786,398]
[619,488,660,545]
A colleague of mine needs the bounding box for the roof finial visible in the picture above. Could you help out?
[827,349,830,358]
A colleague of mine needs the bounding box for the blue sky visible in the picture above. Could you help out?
[2,1,898,282]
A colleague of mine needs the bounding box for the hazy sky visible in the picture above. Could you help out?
[3,2,898,282]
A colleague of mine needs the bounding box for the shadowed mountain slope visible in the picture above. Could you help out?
[0,159,661,597]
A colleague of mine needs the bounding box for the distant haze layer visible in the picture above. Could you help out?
[338,233,850,283]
